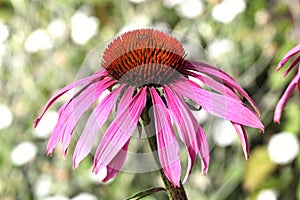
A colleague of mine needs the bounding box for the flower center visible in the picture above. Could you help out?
[102,29,186,86]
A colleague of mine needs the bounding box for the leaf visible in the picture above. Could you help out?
[126,187,166,200]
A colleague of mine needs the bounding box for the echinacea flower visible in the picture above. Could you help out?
[34,29,264,187]
[274,44,300,123]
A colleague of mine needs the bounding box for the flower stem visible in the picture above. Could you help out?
[141,97,188,200]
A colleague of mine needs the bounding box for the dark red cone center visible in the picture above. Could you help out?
[101,29,186,86]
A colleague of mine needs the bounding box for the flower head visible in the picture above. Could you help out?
[274,44,300,123]
[34,29,264,187]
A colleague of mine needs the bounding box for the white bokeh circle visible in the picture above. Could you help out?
[267,132,299,165]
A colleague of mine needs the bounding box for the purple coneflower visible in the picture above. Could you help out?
[34,29,264,187]
[274,44,300,123]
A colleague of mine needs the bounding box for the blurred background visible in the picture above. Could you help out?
[0,0,299,199]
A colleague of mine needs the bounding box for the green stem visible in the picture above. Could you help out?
[141,98,188,200]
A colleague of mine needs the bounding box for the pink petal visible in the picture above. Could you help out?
[185,61,260,115]
[92,87,146,174]
[277,44,300,71]
[61,78,116,157]
[116,86,135,114]
[282,56,300,78]
[105,86,136,184]
[149,87,181,187]
[164,86,209,182]
[274,67,300,123]
[186,70,239,99]
[46,78,116,156]
[46,104,69,156]
[34,69,107,128]
[173,78,264,131]
[102,140,130,182]
[231,122,249,160]
[73,85,124,169]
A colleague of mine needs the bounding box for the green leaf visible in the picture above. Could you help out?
[126,187,166,200]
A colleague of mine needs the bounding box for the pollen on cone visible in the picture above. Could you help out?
[101,29,187,86]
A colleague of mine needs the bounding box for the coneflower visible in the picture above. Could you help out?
[274,44,300,123]
[34,29,263,190]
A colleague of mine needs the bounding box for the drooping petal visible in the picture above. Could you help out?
[194,124,210,176]
[46,104,69,156]
[173,78,264,131]
[274,67,300,123]
[116,86,135,114]
[92,87,146,174]
[185,61,260,115]
[102,140,130,182]
[231,122,249,160]
[99,87,135,181]
[34,69,108,128]
[282,56,300,78]
[149,87,181,187]
[61,78,116,157]
[73,85,124,169]
[164,86,209,182]
[277,44,300,71]
[186,70,239,99]
[46,78,116,156]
